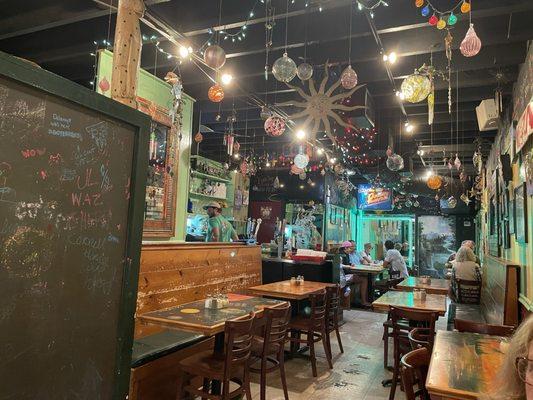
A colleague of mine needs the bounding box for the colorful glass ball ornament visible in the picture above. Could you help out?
[208,84,224,102]
[437,18,447,30]
[460,24,482,57]
[401,73,431,103]
[415,0,424,7]
[272,52,297,83]
[204,45,226,69]
[448,12,458,25]
[341,65,358,90]
[386,154,404,171]
[427,174,442,190]
[297,63,313,81]
[460,0,471,13]
[299,171,307,180]
[429,14,438,26]
[447,196,457,208]
[421,5,430,16]
[294,153,310,169]
[264,116,286,137]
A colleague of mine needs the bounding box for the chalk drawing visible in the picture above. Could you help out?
[86,121,108,152]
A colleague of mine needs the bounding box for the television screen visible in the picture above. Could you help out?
[357,184,393,210]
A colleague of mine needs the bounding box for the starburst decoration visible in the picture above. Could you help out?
[276,64,366,144]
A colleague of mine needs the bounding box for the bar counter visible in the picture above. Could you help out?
[261,255,337,284]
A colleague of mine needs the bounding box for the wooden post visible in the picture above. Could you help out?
[111,0,145,108]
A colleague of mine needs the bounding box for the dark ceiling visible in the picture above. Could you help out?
[1,0,532,176]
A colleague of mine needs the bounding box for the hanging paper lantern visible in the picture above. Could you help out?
[401,73,432,103]
[386,154,404,171]
[428,14,438,26]
[447,196,457,208]
[294,153,309,169]
[341,65,358,89]
[208,84,224,102]
[98,77,110,92]
[421,5,430,16]
[260,106,273,120]
[427,175,442,190]
[264,116,286,137]
[437,18,447,30]
[194,132,203,143]
[297,63,313,81]
[272,53,297,83]
[291,164,304,175]
[460,24,482,57]
[448,12,457,25]
[415,0,424,7]
[460,0,471,13]
[204,45,226,69]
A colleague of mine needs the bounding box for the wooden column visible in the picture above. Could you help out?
[111,0,145,108]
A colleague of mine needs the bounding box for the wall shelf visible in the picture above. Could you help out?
[190,192,226,201]
[191,170,231,183]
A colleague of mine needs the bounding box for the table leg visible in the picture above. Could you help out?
[367,273,374,303]
[211,332,225,394]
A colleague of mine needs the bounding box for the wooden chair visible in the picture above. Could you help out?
[454,318,515,337]
[400,347,431,400]
[408,327,432,350]
[388,307,439,400]
[249,303,292,400]
[288,291,333,377]
[175,312,255,400]
[455,278,482,304]
[325,285,344,357]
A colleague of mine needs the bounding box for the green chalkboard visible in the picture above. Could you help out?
[0,52,149,399]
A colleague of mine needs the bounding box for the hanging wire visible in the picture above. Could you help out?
[217,0,223,44]
[284,0,290,53]
[348,0,354,65]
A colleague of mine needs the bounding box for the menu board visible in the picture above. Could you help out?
[0,58,147,400]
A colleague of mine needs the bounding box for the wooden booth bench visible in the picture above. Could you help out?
[129,242,262,400]
[447,255,520,329]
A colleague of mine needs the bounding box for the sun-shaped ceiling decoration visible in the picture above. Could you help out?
[276,64,366,144]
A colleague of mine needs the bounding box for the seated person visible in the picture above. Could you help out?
[339,241,371,307]
[461,240,481,264]
[400,242,410,257]
[490,315,533,399]
[383,240,409,278]
[358,242,373,265]
[450,246,481,300]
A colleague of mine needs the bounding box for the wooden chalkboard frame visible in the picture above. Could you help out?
[0,50,150,400]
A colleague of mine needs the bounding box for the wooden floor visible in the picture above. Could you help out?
[247,309,448,400]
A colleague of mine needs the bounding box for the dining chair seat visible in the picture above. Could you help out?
[178,350,232,380]
[251,336,281,356]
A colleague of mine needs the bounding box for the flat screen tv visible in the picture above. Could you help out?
[357,184,393,211]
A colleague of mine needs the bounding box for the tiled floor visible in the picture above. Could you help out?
[248,309,394,400]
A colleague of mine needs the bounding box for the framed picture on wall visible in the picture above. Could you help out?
[514,184,528,243]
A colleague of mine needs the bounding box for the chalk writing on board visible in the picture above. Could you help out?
[60,168,77,182]
[21,148,46,159]
[85,121,108,152]
[48,113,81,139]
[73,145,98,167]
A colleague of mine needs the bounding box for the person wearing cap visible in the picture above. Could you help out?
[203,201,239,242]
[339,241,371,307]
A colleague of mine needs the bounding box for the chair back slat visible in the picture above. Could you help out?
[309,291,327,331]
[224,312,255,376]
[263,303,291,355]
[390,307,439,349]
[401,347,431,400]
[454,318,515,337]
[325,285,341,323]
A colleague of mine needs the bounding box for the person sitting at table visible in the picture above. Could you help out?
[339,241,371,307]
[488,315,533,400]
[383,240,409,278]
[400,242,409,257]
[358,243,373,265]
[450,246,481,300]
[461,239,481,264]
[348,240,363,265]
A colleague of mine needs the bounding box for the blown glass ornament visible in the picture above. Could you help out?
[415,0,424,7]
[341,65,358,89]
[294,153,310,169]
[299,172,307,180]
[460,24,482,57]
[297,63,313,81]
[208,84,224,102]
[272,53,297,83]
[386,154,404,171]
[448,12,457,25]
[204,45,226,69]
[447,196,457,208]
[437,18,446,30]
[264,116,286,137]
[427,175,442,190]
[401,73,432,103]
[421,5,430,16]
[429,15,438,26]
[461,1,471,13]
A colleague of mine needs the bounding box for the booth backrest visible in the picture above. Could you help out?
[481,255,520,326]
[135,242,262,337]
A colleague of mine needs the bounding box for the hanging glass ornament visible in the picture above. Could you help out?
[240,161,248,175]
[341,65,358,90]
[204,45,226,69]
[233,141,240,154]
[272,53,297,83]
[460,1,471,13]
[386,154,404,171]
[427,175,442,190]
[208,84,224,102]
[297,63,313,81]
[460,24,482,57]
[413,200,420,207]
[415,0,424,7]
[307,178,313,185]
[294,153,309,169]
[405,199,413,208]
[454,153,462,170]
[194,132,203,143]
[299,171,307,180]
[401,73,432,103]
[448,12,457,25]
[437,18,447,30]
[429,14,438,26]
[264,116,286,137]
[421,5,430,16]
[460,193,471,205]
[447,196,457,208]
[273,176,280,189]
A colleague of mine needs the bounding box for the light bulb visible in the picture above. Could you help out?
[296,129,306,140]
[179,45,190,58]
[388,52,397,64]
[221,73,233,85]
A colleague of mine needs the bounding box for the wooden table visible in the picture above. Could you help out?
[343,263,385,274]
[396,277,450,295]
[426,331,506,399]
[372,291,447,316]
[247,280,335,300]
